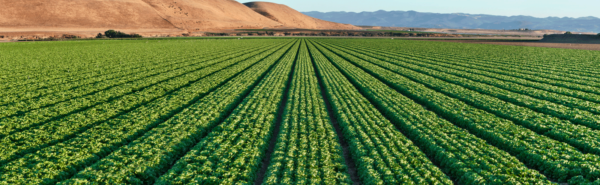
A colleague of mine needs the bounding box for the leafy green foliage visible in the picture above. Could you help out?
[0,39,294,184]
[104,30,142,38]
[315,39,600,183]
[1,38,600,184]
[152,41,301,184]
[262,41,351,184]
[326,40,600,155]
[62,40,297,184]
[311,40,550,184]
[309,42,453,184]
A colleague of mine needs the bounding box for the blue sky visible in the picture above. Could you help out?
[237,0,600,18]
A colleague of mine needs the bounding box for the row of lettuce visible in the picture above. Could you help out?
[309,40,551,184]
[260,41,351,184]
[326,41,600,155]
[0,39,296,184]
[2,38,600,184]
[315,39,600,184]
[0,39,242,90]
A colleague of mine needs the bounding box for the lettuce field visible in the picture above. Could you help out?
[1,38,600,184]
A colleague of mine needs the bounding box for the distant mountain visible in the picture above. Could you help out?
[302,10,600,33]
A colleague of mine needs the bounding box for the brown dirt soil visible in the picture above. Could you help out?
[431,39,600,51]
[369,27,595,37]
[244,2,360,30]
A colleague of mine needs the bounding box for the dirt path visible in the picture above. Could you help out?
[429,39,600,51]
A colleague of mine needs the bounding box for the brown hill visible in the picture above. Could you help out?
[0,0,177,30]
[244,2,360,30]
[140,0,283,31]
[0,0,359,39]
[0,0,283,32]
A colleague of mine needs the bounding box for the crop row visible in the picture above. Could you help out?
[261,40,351,184]
[391,50,600,114]
[330,40,600,110]
[313,40,600,183]
[407,48,600,100]
[0,41,289,167]
[326,40,600,101]
[0,44,202,94]
[377,40,600,92]
[154,40,301,185]
[386,40,600,77]
[431,47,600,82]
[59,40,298,184]
[310,40,550,184]
[0,41,188,87]
[0,43,272,118]
[308,41,452,184]
[0,41,259,106]
[0,40,296,184]
[3,38,599,184]
[0,40,281,131]
[320,41,600,155]
[425,53,600,93]
[0,39,258,86]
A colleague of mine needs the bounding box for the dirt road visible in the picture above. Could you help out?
[430,39,600,51]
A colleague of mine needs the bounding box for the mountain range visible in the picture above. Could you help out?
[303,10,600,33]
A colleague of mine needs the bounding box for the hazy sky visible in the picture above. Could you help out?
[237,0,600,18]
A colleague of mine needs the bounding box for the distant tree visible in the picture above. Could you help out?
[565,31,572,35]
[598,33,600,37]
[104,30,142,38]
[96,33,104,38]
[104,30,118,38]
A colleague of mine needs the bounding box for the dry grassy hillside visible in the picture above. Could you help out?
[141,0,283,31]
[0,0,359,39]
[0,0,176,30]
[244,2,360,30]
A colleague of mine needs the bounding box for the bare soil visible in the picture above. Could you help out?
[430,39,600,51]
[371,27,595,36]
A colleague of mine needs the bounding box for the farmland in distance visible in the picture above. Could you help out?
[1,38,600,184]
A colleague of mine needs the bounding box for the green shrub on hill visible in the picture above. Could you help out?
[103,30,142,38]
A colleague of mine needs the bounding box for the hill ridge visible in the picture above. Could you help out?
[244,1,360,30]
